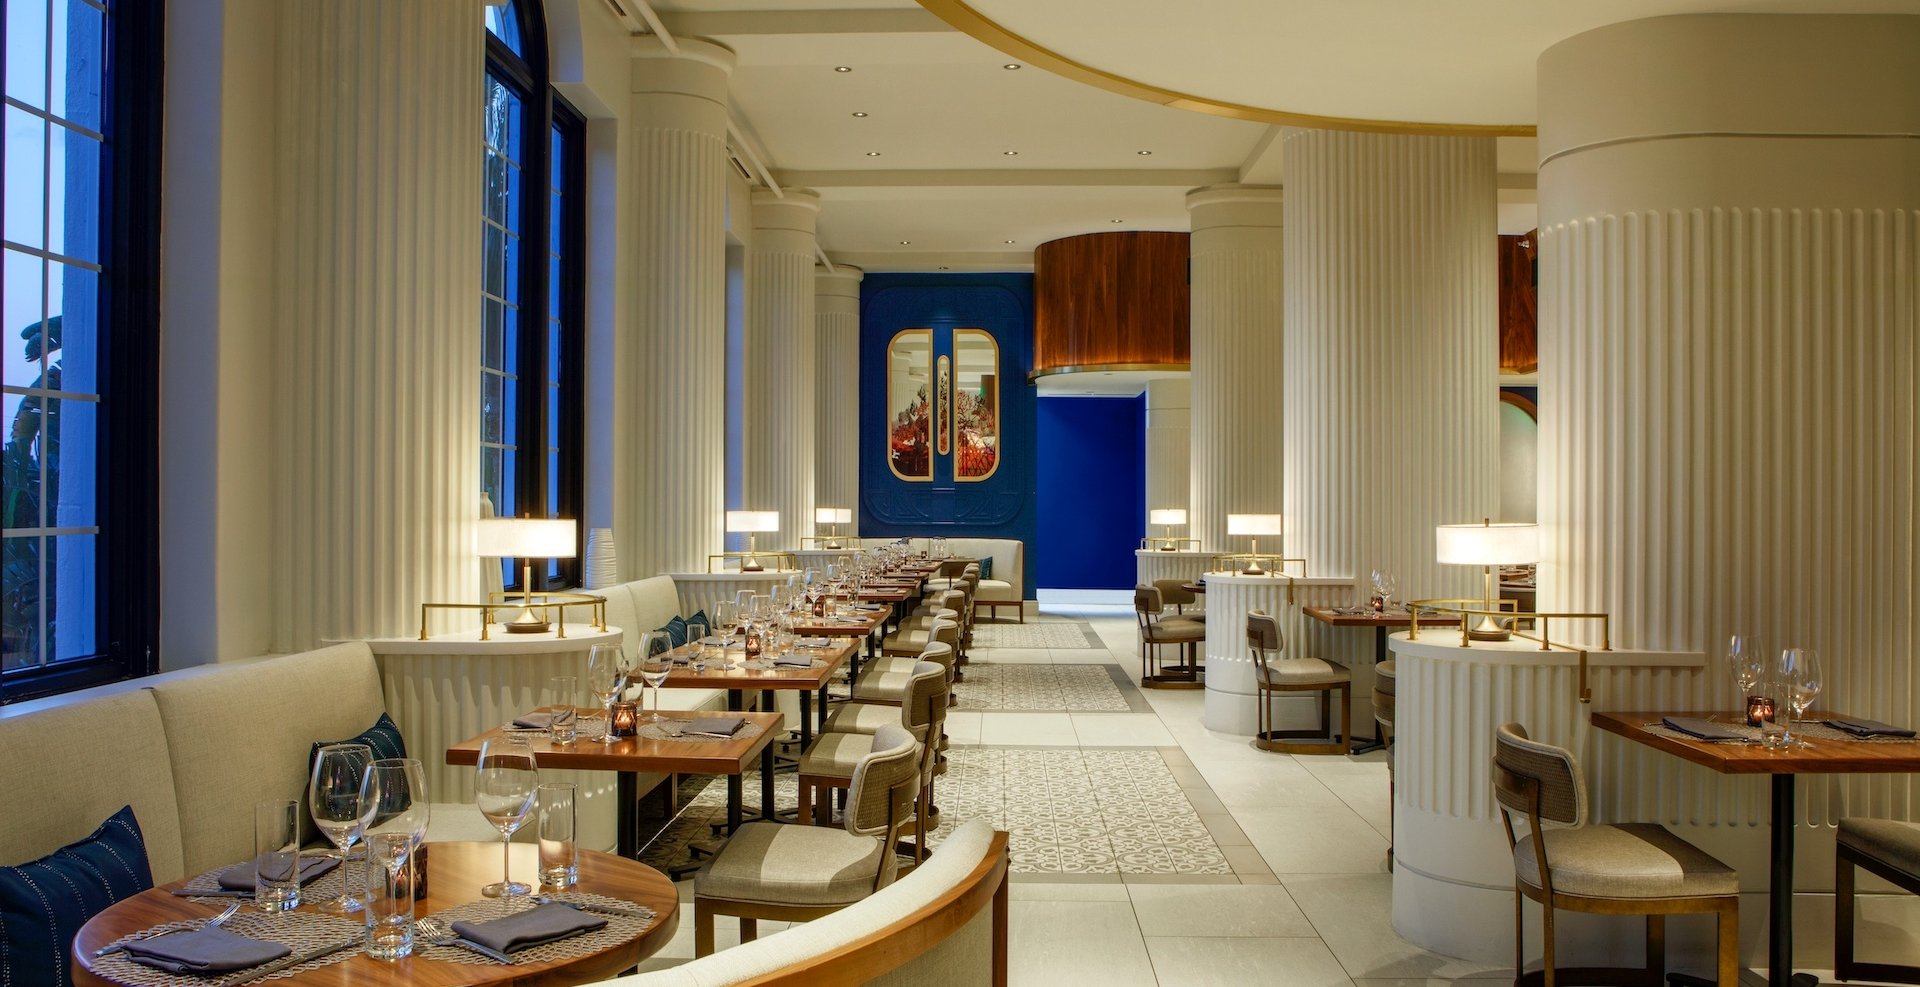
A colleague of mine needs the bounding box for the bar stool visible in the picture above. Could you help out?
[1246,609,1349,754]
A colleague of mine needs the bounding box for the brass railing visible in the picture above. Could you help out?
[705,551,801,573]
[1206,554,1308,577]
[418,592,608,642]
[1406,598,1612,703]
[797,537,860,549]
[1140,537,1204,552]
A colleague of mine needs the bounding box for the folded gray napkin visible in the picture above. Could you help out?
[451,902,607,954]
[796,636,831,648]
[854,603,888,611]
[685,716,747,737]
[512,711,553,729]
[123,926,290,974]
[1661,716,1747,741]
[771,654,814,668]
[1823,716,1916,738]
[216,852,339,891]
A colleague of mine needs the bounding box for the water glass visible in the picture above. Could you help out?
[537,782,578,889]
[547,675,579,745]
[253,799,302,913]
[363,833,415,959]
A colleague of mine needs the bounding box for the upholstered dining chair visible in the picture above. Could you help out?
[1245,609,1349,754]
[801,661,949,861]
[1135,584,1205,687]
[695,724,922,956]
[1494,722,1740,987]
[1835,815,1920,983]
[1153,578,1204,622]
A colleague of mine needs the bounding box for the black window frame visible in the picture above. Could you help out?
[485,0,584,590]
[1,0,164,704]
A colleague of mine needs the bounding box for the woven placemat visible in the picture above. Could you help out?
[635,719,770,744]
[89,910,363,986]
[1642,719,1919,745]
[415,891,655,966]
[174,858,352,904]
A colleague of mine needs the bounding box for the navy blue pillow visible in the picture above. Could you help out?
[979,557,993,580]
[685,609,710,641]
[0,805,154,987]
[655,616,689,649]
[309,711,408,772]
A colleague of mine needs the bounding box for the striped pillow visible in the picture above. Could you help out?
[0,805,154,987]
[309,711,409,769]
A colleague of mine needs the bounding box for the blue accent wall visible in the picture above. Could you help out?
[1036,396,1146,590]
[859,274,1037,598]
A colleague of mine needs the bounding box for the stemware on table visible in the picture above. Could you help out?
[360,757,430,959]
[586,643,627,745]
[637,652,671,721]
[1779,648,1823,747]
[474,736,539,898]
[308,742,375,914]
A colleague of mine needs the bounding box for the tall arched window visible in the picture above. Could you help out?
[484,0,585,589]
[2,0,162,700]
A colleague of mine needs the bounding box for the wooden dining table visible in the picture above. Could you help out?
[1591,710,1920,987]
[447,709,783,859]
[657,638,857,749]
[789,607,891,676]
[71,842,678,987]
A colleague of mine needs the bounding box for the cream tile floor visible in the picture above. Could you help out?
[638,602,1920,985]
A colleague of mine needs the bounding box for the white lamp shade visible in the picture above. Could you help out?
[1149,509,1188,526]
[475,517,578,558]
[1226,513,1284,537]
[727,510,780,534]
[1435,522,1539,566]
[815,507,853,525]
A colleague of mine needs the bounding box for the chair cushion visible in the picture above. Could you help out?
[695,820,884,907]
[1375,659,1397,693]
[0,805,154,987]
[1147,618,1205,642]
[1263,657,1349,684]
[1515,823,1738,899]
[1839,817,1920,879]
[973,579,1017,603]
[799,732,877,780]
[824,702,907,737]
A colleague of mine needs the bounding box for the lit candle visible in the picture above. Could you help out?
[1745,695,1776,728]
[609,701,639,738]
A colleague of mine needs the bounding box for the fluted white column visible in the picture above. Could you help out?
[744,189,821,547]
[1282,129,1497,604]
[1186,186,1284,553]
[1538,14,1920,829]
[1144,378,1190,533]
[271,0,479,650]
[617,39,735,577]
[814,265,864,532]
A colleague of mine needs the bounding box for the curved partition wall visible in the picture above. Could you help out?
[617,39,736,578]
[815,266,864,532]
[1134,550,1212,594]
[271,1,480,649]
[1536,13,1920,838]
[745,189,822,547]
[1185,187,1285,554]
[1279,128,1497,610]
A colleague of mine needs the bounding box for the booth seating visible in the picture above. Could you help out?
[915,538,1025,622]
[1836,816,1920,984]
[606,819,1008,987]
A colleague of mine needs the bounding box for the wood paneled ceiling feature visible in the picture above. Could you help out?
[1032,231,1190,378]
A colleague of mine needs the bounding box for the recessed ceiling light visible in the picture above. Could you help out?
[1002,150,1018,156]
[938,266,950,270]
[851,111,868,118]
[1003,63,1021,70]
[1136,150,1153,155]
[834,66,853,73]
[898,240,912,245]
[865,151,881,157]
[1111,219,1124,224]
[1004,239,1016,244]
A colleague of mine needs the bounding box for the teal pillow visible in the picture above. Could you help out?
[979,557,993,580]
[655,616,689,649]
[0,805,154,987]
[309,712,408,771]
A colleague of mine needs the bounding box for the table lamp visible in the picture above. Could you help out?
[815,507,853,549]
[475,517,578,633]
[1435,519,1539,641]
[1226,514,1284,575]
[727,510,780,571]
[1149,509,1187,551]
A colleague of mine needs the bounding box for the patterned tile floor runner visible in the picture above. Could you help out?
[953,663,1131,712]
[640,748,1230,877]
[971,621,1106,650]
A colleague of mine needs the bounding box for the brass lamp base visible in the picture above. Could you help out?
[1467,619,1512,642]
[741,561,765,573]
[505,613,553,634]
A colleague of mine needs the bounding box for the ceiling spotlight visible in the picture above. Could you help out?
[1002,150,1018,156]
[865,151,881,157]
[898,240,912,245]
[1003,63,1022,70]
[1136,150,1153,155]
[852,111,868,117]
[1004,239,1016,244]
[834,66,853,73]
[1111,219,1124,224]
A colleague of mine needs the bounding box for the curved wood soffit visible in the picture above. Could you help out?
[916,0,1535,137]
[1499,231,1539,375]
[1034,231,1190,376]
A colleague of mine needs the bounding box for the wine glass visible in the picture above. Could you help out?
[714,602,738,653]
[586,643,627,745]
[361,757,429,928]
[1376,571,1398,610]
[308,743,375,914]
[474,737,538,898]
[1780,648,1823,747]
[1730,635,1765,706]
[637,652,671,721]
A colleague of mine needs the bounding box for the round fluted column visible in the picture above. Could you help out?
[1186,186,1285,553]
[271,0,479,650]
[814,265,864,533]
[617,39,735,577]
[1281,128,1497,604]
[1537,14,1920,806]
[1144,378,1191,534]
[744,189,822,547]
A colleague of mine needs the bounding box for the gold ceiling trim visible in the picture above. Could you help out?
[917,0,1536,138]
[1027,362,1191,382]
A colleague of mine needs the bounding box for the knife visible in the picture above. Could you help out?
[168,888,253,898]
[211,937,360,987]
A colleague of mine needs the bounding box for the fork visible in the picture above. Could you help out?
[96,900,243,956]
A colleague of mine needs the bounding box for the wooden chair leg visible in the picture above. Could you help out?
[696,902,716,957]
[1835,850,1856,979]
[740,917,758,944]
[798,776,814,826]
[1542,901,1557,987]
[1319,690,1331,735]
[1716,905,1740,987]
[1645,914,1666,984]
[1513,887,1526,984]
[1338,684,1350,750]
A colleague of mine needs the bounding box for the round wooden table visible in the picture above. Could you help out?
[72,842,680,987]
